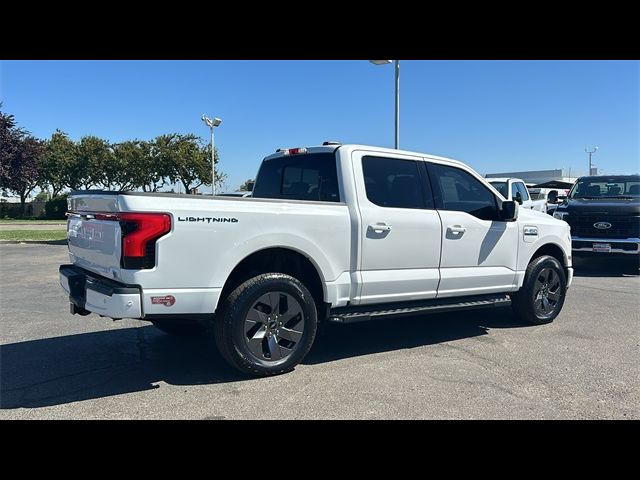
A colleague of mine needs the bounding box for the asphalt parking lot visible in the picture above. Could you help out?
[1,244,638,419]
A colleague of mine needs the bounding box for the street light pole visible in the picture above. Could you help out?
[370,60,400,149]
[394,60,400,150]
[202,114,222,195]
[585,146,598,175]
[210,126,215,195]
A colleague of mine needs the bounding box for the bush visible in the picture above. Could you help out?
[44,194,68,219]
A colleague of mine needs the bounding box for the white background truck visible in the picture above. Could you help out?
[488,178,548,213]
[60,144,573,376]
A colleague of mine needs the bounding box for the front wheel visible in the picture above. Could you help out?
[511,255,567,325]
[213,273,318,377]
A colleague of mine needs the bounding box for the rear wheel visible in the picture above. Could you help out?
[511,255,567,325]
[213,273,318,377]
[151,319,205,336]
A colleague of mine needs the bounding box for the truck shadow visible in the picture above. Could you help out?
[572,256,640,277]
[306,307,524,365]
[1,308,526,409]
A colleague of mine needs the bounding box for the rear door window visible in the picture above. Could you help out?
[362,156,433,209]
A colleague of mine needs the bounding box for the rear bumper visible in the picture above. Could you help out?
[59,264,142,319]
[572,236,640,254]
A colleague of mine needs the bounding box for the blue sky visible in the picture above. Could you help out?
[1,60,638,191]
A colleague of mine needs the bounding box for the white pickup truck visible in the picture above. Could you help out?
[60,143,573,376]
[487,178,548,213]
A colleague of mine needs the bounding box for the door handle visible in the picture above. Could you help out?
[369,223,391,233]
[448,225,466,234]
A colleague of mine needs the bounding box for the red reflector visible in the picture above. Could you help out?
[120,213,171,258]
[282,147,307,156]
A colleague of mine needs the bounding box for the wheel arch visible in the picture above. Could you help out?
[529,242,568,267]
[218,247,327,318]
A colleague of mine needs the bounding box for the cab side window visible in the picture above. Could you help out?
[362,156,433,209]
[428,163,499,221]
[511,183,520,202]
[515,182,530,202]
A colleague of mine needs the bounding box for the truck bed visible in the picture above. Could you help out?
[65,190,352,317]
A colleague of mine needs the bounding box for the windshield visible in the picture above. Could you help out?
[489,181,508,198]
[569,176,640,199]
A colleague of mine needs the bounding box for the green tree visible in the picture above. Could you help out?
[239,179,255,191]
[112,140,165,191]
[156,133,224,194]
[41,129,77,197]
[71,136,111,189]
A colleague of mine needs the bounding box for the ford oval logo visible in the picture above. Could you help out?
[594,222,612,230]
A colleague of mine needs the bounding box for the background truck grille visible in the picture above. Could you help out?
[567,214,640,239]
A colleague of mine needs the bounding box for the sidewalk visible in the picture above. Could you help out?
[0,224,66,230]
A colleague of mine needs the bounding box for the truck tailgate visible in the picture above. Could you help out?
[67,194,124,280]
[67,214,122,280]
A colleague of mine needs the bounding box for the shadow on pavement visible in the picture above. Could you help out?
[572,256,640,278]
[1,307,527,409]
[307,307,525,365]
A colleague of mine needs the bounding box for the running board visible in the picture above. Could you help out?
[328,294,511,324]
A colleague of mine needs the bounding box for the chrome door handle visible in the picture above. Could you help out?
[369,224,391,232]
[448,225,466,234]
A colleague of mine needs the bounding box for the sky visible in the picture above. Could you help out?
[1,60,638,192]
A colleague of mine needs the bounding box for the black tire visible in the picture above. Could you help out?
[151,319,205,336]
[511,255,567,325]
[213,273,318,377]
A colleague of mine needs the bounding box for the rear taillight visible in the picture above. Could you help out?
[118,213,171,269]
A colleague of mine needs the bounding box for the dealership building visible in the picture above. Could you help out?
[485,168,579,186]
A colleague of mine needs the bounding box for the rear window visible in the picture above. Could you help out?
[252,153,340,202]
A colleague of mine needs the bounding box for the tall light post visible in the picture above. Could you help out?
[202,114,222,195]
[585,146,598,176]
[369,60,400,149]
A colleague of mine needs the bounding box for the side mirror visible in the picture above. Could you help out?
[501,200,518,221]
[514,191,523,204]
[548,190,558,204]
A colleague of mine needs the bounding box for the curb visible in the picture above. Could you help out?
[0,240,68,245]
[0,223,66,226]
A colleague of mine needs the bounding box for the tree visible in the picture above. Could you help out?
[113,140,165,192]
[139,140,169,192]
[74,135,111,189]
[239,179,255,191]
[41,129,77,197]
[0,105,22,192]
[157,133,224,194]
[0,105,46,216]
[4,136,46,216]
